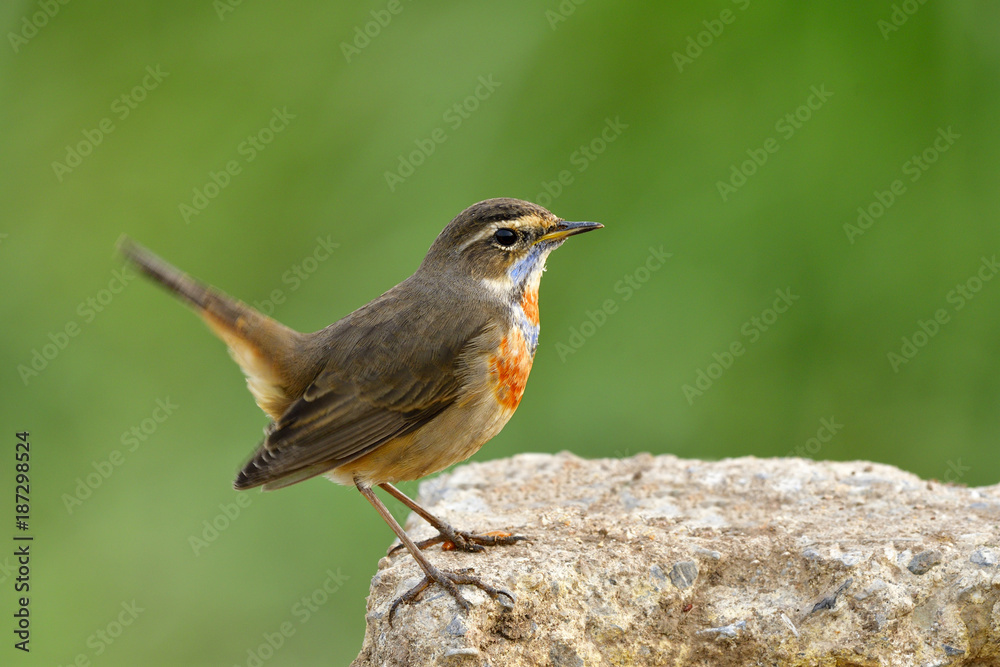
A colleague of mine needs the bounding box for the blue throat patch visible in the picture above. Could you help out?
[507,245,547,354]
[507,243,548,285]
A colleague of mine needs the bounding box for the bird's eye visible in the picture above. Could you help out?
[494,228,518,247]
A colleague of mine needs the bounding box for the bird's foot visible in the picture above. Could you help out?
[441,530,527,552]
[388,566,514,624]
[390,528,526,555]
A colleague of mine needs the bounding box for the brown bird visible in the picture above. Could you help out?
[119,198,601,619]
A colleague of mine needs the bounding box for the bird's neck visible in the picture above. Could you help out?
[509,258,545,355]
[474,248,552,355]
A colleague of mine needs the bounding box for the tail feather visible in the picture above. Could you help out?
[118,236,320,420]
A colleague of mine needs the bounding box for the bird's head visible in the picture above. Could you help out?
[420,198,602,295]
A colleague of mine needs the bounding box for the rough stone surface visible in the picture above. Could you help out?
[351,453,1000,666]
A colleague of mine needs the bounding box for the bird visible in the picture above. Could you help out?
[119,197,602,620]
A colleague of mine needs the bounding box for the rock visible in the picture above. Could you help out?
[907,550,943,575]
[970,547,998,568]
[351,453,1000,666]
[668,560,698,590]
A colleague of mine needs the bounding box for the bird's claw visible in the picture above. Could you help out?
[387,566,515,625]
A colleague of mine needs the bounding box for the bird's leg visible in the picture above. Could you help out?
[379,482,527,554]
[356,483,514,623]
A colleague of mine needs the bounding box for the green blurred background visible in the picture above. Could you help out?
[2,1,999,664]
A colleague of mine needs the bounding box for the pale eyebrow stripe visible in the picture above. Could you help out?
[456,226,498,253]
[455,214,545,254]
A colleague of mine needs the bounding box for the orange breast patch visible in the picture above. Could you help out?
[489,328,534,411]
[520,286,539,326]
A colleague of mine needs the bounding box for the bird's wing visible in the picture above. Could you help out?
[235,365,457,490]
[234,280,496,490]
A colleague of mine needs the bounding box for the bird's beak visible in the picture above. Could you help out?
[536,220,604,244]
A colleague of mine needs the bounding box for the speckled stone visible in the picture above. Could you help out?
[352,453,1000,666]
[669,560,699,590]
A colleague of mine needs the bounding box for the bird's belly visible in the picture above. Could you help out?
[328,326,534,486]
[327,392,516,486]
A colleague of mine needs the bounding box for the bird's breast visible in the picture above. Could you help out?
[489,324,534,411]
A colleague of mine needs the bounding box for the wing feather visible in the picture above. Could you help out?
[234,276,498,490]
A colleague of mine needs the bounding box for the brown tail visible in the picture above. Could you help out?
[118,236,319,420]
[118,236,226,313]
